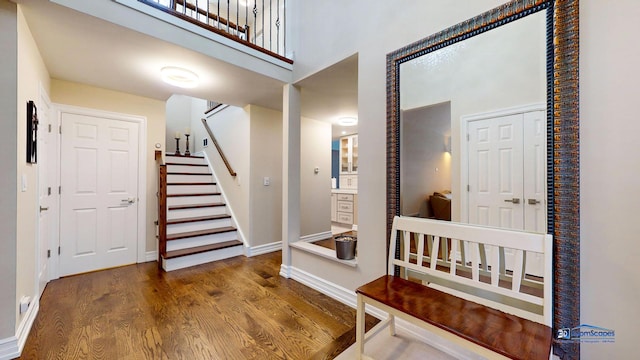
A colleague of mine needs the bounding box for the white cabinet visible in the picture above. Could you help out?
[333,193,357,225]
[339,135,358,190]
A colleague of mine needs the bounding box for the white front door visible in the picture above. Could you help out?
[467,114,524,229]
[60,112,139,276]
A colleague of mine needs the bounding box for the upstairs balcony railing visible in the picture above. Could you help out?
[140,0,291,63]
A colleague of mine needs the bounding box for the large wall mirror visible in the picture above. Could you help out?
[386,0,579,358]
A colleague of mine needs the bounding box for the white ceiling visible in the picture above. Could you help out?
[296,54,359,139]
[17,0,358,137]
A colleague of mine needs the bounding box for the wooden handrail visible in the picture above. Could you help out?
[201,118,237,177]
[156,150,167,268]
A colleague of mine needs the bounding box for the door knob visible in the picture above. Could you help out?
[528,199,541,205]
[504,198,521,204]
[121,198,136,204]
[39,206,49,212]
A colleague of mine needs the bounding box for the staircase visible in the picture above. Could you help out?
[160,153,243,271]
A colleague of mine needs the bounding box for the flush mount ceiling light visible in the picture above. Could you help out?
[338,117,358,126]
[161,66,199,88]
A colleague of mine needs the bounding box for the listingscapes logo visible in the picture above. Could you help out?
[557,324,615,343]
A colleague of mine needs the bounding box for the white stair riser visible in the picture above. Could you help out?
[165,156,207,165]
[167,174,214,183]
[167,195,222,206]
[167,164,211,174]
[167,184,218,195]
[167,231,238,251]
[167,218,232,235]
[167,206,227,220]
[163,245,243,271]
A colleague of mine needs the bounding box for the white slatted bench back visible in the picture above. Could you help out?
[388,216,552,326]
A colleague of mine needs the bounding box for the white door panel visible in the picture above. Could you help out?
[468,114,523,229]
[60,113,139,276]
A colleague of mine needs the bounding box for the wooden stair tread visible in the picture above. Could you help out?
[167,192,221,197]
[167,172,212,176]
[167,214,231,225]
[167,226,237,241]
[166,154,204,159]
[356,275,552,360]
[164,240,242,260]
[166,162,209,167]
[168,202,226,210]
[167,182,216,186]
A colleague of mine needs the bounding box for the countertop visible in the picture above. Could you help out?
[331,188,358,195]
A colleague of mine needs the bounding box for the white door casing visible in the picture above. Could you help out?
[37,84,54,296]
[58,106,146,276]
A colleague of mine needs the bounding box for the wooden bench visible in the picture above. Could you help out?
[355,216,553,359]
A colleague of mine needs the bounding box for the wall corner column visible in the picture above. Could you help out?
[281,84,301,277]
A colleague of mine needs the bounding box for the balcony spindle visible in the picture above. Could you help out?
[226,0,230,33]
[236,0,239,37]
[217,0,221,29]
[261,0,264,47]
[276,0,280,54]
[245,1,249,41]
[253,0,257,45]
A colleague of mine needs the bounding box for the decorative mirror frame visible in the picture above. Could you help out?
[386,0,579,358]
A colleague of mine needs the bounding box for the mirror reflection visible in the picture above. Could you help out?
[399,11,547,234]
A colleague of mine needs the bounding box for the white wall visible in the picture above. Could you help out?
[249,105,283,247]
[0,0,17,340]
[165,95,191,153]
[401,103,452,217]
[580,0,640,358]
[16,3,52,335]
[400,11,545,221]
[200,105,250,244]
[50,79,165,254]
[290,0,508,299]
[300,117,331,237]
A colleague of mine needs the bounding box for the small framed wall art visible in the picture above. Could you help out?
[26,100,38,164]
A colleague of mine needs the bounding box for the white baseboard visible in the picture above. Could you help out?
[279,264,291,279]
[287,266,481,360]
[0,297,40,360]
[246,241,282,257]
[299,231,332,243]
[145,250,158,262]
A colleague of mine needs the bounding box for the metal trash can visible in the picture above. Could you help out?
[335,235,357,260]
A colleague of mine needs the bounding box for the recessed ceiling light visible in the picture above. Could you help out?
[161,66,199,88]
[338,117,358,126]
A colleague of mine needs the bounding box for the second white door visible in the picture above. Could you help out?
[60,111,139,276]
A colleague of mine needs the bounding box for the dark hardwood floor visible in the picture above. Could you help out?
[19,251,378,360]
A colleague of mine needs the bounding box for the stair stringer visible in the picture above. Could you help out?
[200,151,248,253]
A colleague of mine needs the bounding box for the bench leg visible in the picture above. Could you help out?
[388,314,396,336]
[356,294,366,359]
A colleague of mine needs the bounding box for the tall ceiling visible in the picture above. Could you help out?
[16,0,358,135]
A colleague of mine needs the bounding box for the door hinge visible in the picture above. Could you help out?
[467,133,470,141]
[58,246,61,255]
[48,124,52,133]
[47,187,51,196]
[467,185,470,192]
[47,249,51,258]
[58,186,61,194]
[59,126,62,134]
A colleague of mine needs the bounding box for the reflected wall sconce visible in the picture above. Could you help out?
[445,135,451,153]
